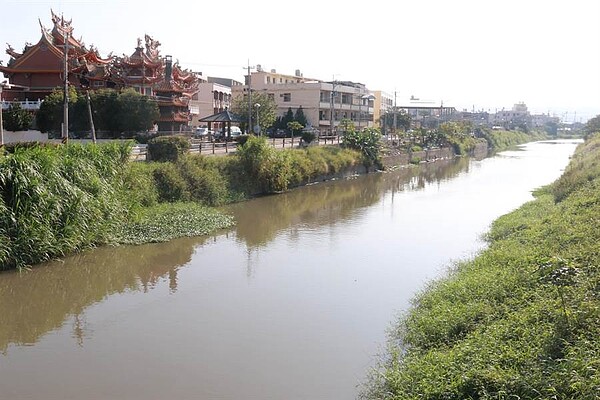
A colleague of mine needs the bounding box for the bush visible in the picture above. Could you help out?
[2,103,33,131]
[301,130,317,144]
[341,128,382,167]
[122,162,160,209]
[176,155,229,206]
[235,135,300,193]
[147,135,190,162]
[235,134,251,146]
[152,162,189,202]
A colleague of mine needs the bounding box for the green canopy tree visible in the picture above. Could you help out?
[584,114,600,139]
[287,120,304,137]
[231,91,277,134]
[282,107,294,131]
[2,103,33,132]
[294,106,308,128]
[35,87,79,134]
[114,88,159,134]
[382,109,411,132]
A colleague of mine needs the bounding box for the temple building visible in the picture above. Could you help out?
[1,11,200,132]
[0,10,114,101]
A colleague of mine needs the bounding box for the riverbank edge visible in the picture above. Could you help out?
[0,133,541,271]
[361,137,600,398]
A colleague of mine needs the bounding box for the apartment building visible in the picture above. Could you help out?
[232,67,375,134]
[190,81,233,129]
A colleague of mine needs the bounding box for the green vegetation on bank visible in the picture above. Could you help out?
[480,128,547,151]
[362,135,600,399]
[0,142,132,270]
[0,136,364,270]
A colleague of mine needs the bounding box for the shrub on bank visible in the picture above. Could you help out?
[147,135,190,162]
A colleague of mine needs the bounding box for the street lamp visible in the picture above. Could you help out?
[254,103,261,135]
[358,93,375,130]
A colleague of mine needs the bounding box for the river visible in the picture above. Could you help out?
[0,140,580,400]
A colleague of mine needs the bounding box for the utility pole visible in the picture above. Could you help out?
[393,91,397,133]
[329,79,337,136]
[86,90,96,144]
[246,60,255,135]
[62,16,69,144]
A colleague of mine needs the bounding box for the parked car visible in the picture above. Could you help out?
[214,126,243,141]
[230,126,243,138]
[194,127,213,138]
[268,128,288,138]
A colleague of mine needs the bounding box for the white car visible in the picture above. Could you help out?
[194,127,213,138]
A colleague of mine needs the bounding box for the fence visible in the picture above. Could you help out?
[130,135,342,161]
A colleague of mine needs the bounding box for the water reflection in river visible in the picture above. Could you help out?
[0,140,580,400]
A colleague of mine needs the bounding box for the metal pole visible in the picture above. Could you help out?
[247,61,252,135]
[329,80,335,136]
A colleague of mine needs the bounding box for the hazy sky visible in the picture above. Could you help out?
[1,0,598,121]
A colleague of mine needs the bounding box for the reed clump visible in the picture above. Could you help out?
[0,142,131,270]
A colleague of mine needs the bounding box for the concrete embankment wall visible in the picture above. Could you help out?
[2,130,49,143]
[381,142,489,169]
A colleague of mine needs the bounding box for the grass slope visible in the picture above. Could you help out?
[364,135,600,399]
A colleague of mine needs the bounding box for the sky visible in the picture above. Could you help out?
[1,0,598,122]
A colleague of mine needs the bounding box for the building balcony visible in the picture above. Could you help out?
[1,99,42,110]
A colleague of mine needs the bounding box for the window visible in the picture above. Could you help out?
[93,81,104,87]
[283,93,291,102]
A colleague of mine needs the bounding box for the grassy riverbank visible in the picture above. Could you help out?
[0,138,363,270]
[362,135,600,399]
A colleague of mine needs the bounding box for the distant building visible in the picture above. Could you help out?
[397,99,457,129]
[232,67,376,133]
[489,102,531,128]
[190,81,232,131]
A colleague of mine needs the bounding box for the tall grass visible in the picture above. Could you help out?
[0,142,132,270]
[362,135,600,399]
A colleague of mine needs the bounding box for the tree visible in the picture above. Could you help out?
[341,127,382,166]
[2,103,33,132]
[231,91,277,134]
[114,88,159,133]
[294,106,308,128]
[35,87,79,134]
[338,118,356,135]
[90,89,120,134]
[544,121,558,137]
[287,121,304,137]
[282,107,294,132]
[382,109,411,132]
[584,115,600,139]
[88,88,158,137]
